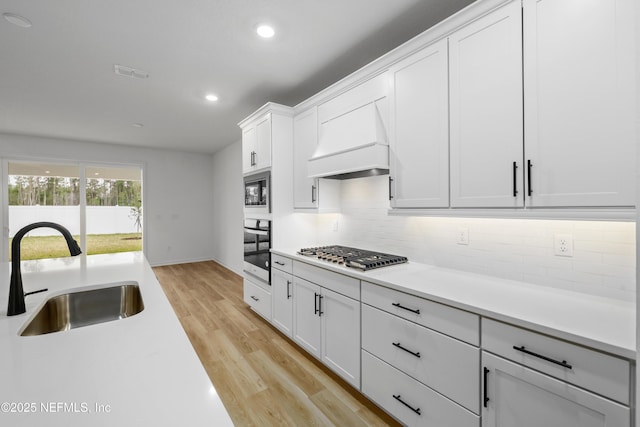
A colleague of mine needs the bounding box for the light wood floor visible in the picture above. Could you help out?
[153,261,400,427]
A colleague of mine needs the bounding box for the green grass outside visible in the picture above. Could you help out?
[9,233,142,261]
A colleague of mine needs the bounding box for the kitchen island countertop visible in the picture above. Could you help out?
[0,252,233,426]
[273,248,636,360]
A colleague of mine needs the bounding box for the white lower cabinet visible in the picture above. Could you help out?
[271,268,293,337]
[292,277,322,358]
[292,275,361,389]
[482,352,630,427]
[362,304,479,413]
[362,351,479,427]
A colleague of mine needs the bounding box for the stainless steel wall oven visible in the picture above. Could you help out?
[243,218,271,283]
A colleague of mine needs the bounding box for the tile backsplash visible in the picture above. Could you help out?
[313,175,636,301]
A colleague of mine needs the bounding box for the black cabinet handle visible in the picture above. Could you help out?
[527,160,533,196]
[286,280,291,299]
[483,367,490,408]
[274,261,285,266]
[392,302,420,315]
[513,346,572,369]
[392,394,421,416]
[388,176,394,200]
[513,161,518,197]
[314,293,319,315]
[318,295,324,316]
[392,342,421,358]
[311,185,317,203]
[250,296,259,302]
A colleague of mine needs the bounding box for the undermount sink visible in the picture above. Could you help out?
[19,282,144,336]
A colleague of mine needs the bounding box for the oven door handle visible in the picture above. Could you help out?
[244,229,269,236]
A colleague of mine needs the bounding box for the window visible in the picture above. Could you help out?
[6,161,143,261]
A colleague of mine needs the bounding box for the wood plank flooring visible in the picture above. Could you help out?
[153,261,400,427]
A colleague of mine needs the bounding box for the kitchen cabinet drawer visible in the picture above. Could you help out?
[362,281,479,345]
[482,318,631,404]
[271,254,292,274]
[293,260,359,300]
[243,278,271,320]
[362,350,479,427]
[362,304,479,413]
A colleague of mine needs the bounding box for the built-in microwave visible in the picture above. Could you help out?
[244,172,270,213]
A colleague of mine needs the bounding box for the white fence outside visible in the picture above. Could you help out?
[9,206,140,237]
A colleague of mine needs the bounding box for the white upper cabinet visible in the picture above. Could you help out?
[293,108,319,209]
[522,0,636,207]
[389,38,450,208]
[241,113,272,174]
[449,1,524,208]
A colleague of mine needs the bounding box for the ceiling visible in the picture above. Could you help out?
[0,0,474,154]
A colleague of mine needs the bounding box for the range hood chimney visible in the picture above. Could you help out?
[308,99,389,180]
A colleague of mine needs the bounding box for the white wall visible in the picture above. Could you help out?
[210,139,243,274]
[315,175,636,301]
[0,133,214,266]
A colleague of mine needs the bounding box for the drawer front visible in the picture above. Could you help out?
[243,278,272,320]
[362,351,480,427]
[482,318,630,404]
[271,254,293,274]
[362,304,479,413]
[362,281,479,346]
[293,260,360,300]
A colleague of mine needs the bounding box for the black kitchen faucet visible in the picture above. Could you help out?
[7,222,82,316]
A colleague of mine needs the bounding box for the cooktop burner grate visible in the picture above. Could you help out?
[297,245,408,271]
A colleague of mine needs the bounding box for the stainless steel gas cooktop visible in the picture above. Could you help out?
[297,245,408,271]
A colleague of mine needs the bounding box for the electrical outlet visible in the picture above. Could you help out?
[554,234,573,257]
[457,228,469,245]
[332,220,339,232]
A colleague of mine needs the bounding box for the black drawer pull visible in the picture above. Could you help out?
[513,346,572,370]
[392,302,420,315]
[388,176,394,200]
[314,293,319,315]
[286,280,291,299]
[393,394,421,416]
[527,159,533,196]
[392,342,421,358]
[318,295,324,316]
[483,367,490,408]
[274,261,285,266]
[512,161,518,197]
[250,296,259,302]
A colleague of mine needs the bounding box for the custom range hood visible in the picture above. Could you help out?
[308,100,389,180]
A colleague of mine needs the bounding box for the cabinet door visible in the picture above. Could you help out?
[389,38,449,208]
[255,114,272,170]
[449,1,524,207]
[523,0,635,207]
[482,352,630,427]
[321,288,361,389]
[293,108,319,209]
[292,277,321,358]
[242,126,257,174]
[271,269,293,337]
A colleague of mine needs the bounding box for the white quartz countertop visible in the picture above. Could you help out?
[273,248,636,360]
[0,252,233,426]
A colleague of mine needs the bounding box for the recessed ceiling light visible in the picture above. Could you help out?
[205,94,219,102]
[3,13,32,28]
[256,24,275,38]
[45,170,51,174]
[94,172,100,176]
[132,123,144,128]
